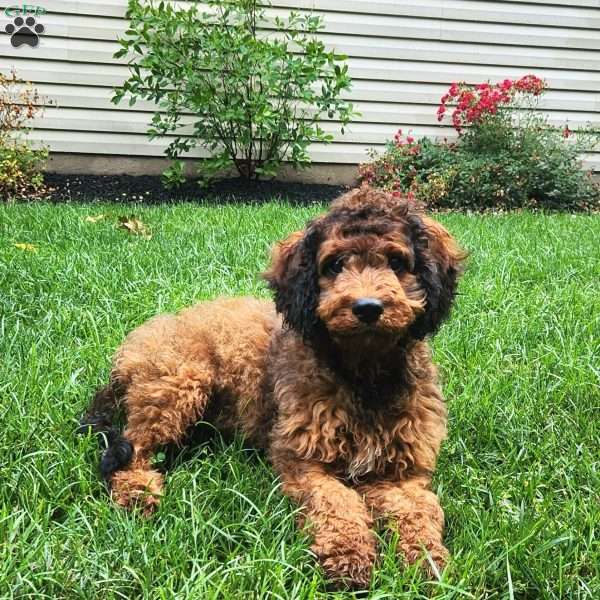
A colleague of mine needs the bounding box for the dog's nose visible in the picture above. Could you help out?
[352,298,384,324]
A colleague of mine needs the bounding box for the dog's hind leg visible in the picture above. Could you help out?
[105,362,214,515]
[78,382,133,464]
[79,382,121,436]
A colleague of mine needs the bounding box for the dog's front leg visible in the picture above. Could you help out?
[272,455,376,589]
[358,476,448,576]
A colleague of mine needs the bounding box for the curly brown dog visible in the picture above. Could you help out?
[82,186,465,588]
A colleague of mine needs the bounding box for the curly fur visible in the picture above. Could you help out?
[82,186,465,588]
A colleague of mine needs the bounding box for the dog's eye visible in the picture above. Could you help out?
[388,255,406,273]
[323,256,344,276]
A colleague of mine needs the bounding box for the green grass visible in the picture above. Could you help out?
[1,202,599,599]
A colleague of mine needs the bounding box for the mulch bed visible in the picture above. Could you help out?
[45,174,350,205]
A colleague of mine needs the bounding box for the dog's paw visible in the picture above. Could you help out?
[109,468,163,516]
[321,549,374,590]
[401,540,449,577]
[313,531,377,590]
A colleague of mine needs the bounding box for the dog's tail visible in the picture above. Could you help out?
[77,382,133,479]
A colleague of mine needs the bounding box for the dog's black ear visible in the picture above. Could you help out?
[408,214,466,339]
[263,222,323,341]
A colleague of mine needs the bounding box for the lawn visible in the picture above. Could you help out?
[1,202,599,599]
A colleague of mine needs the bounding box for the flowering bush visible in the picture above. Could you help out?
[0,69,49,202]
[360,75,599,211]
[359,130,455,203]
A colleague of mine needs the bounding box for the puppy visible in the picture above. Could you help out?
[82,186,465,588]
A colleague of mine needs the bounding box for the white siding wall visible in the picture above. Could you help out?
[1,0,599,172]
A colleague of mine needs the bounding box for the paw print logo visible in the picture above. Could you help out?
[5,16,45,48]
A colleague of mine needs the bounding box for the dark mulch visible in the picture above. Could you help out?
[45,174,350,205]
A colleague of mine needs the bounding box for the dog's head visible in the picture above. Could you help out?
[264,187,465,350]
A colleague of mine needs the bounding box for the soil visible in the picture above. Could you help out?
[45,174,350,205]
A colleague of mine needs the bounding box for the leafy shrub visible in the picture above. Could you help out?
[114,0,355,184]
[0,69,49,202]
[360,75,600,211]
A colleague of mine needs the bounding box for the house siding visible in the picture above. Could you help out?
[1,0,599,174]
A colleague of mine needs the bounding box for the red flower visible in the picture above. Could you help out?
[437,74,546,132]
[514,74,545,96]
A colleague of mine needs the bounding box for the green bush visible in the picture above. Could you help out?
[0,70,49,202]
[0,143,48,202]
[360,76,600,211]
[114,0,355,184]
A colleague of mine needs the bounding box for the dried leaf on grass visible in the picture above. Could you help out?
[117,215,152,240]
[84,214,106,223]
[14,243,38,252]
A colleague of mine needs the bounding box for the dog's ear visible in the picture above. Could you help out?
[408,214,466,339]
[263,230,304,287]
[263,223,323,340]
